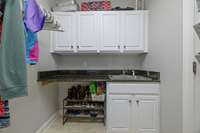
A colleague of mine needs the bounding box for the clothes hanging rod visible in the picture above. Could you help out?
[42,10,64,32]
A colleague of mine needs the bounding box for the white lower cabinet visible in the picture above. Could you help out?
[106,83,160,133]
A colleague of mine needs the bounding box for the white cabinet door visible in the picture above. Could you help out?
[107,95,132,133]
[100,12,121,52]
[135,95,160,133]
[52,13,75,52]
[121,11,147,52]
[76,12,99,52]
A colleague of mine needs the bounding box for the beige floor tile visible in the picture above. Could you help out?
[43,117,106,133]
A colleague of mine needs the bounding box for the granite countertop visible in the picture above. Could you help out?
[38,70,160,83]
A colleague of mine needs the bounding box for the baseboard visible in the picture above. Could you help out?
[36,111,59,133]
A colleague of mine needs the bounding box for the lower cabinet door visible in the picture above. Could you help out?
[107,95,132,133]
[135,95,160,133]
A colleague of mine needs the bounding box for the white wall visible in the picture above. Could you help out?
[182,0,195,133]
[142,0,183,133]
[38,31,60,71]
[57,55,143,70]
[37,0,56,9]
[194,64,200,133]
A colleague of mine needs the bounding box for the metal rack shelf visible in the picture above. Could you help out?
[64,106,104,111]
[65,99,104,103]
[63,114,104,123]
[63,98,105,125]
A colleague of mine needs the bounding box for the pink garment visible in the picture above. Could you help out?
[29,42,39,63]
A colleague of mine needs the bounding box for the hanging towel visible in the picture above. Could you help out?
[24,0,45,33]
[0,98,10,129]
[0,0,27,100]
[0,0,4,44]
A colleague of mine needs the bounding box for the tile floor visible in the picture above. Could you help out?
[43,117,106,133]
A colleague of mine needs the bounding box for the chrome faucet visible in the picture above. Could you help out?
[122,68,134,76]
[122,69,126,75]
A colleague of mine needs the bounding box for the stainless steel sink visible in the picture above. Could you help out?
[108,75,152,81]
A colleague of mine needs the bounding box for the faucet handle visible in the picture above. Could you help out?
[122,69,126,75]
[132,70,135,76]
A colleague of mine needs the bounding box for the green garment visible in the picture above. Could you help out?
[0,0,27,100]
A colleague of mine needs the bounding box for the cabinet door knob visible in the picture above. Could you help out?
[71,45,73,49]
[118,45,120,49]
[124,45,127,49]
[136,100,140,104]
[129,100,132,103]
[77,46,79,49]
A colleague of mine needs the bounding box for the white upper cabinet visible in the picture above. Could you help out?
[100,12,121,52]
[51,11,148,54]
[51,12,75,52]
[76,12,99,52]
[121,11,148,52]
